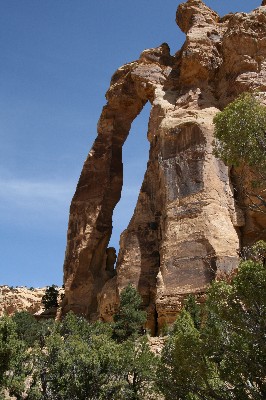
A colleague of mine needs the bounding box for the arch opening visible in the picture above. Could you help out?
[108,102,151,257]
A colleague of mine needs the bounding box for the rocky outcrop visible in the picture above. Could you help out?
[0,286,65,318]
[62,0,266,333]
[0,286,46,316]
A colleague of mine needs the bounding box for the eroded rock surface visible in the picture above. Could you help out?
[0,286,46,316]
[63,0,266,333]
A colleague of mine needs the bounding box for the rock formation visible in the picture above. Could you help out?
[0,286,65,318]
[0,286,46,316]
[62,0,266,333]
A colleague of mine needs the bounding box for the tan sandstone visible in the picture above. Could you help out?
[0,286,46,316]
[62,0,266,334]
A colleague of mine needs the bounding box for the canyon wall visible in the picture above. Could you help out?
[62,0,266,333]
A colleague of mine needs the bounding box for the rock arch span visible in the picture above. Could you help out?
[62,0,266,333]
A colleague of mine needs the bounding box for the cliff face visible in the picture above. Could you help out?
[0,286,46,316]
[62,0,266,333]
[0,286,64,318]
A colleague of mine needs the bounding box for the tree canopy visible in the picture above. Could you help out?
[41,285,59,310]
[112,284,147,342]
[213,92,266,212]
[213,92,266,173]
[158,244,266,400]
[1,249,266,399]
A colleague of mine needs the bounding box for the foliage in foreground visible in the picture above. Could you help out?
[158,254,266,400]
[1,254,266,399]
[112,283,147,342]
[0,285,158,400]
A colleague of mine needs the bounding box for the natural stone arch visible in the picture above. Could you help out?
[62,44,172,318]
[62,0,266,333]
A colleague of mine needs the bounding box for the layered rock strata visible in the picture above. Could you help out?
[62,0,266,333]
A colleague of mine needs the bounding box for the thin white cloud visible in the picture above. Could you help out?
[0,178,74,207]
[1,179,72,198]
[0,178,139,205]
[0,175,142,238]
[0,177,75,228]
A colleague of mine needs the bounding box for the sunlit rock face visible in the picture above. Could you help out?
[0,286,45,316]
[62,0,266,333]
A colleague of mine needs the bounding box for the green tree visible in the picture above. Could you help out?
[213,92,266,172]
[240,239,266,265]
[29,313,129,400]
[0,315,30,399]
[0,315,17,386]
[118,337,159,400]
[158,253,266,400]
[58,310,112,340]
[184,294,201,330]
[112,284,147,342]
[12,311,41,347]
[41,285,59,310]
[213,92,266,211]
[0,309,157,399]
[31,331,107,399]
[207,260,266,399]
[158,310,224,400]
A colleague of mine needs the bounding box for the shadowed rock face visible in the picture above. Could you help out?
[62,0,266,333]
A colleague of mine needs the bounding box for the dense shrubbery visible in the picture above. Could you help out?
[112,283,147,342]
[0,284,158,400]
[1,256,266,399]
[159,257,266,399]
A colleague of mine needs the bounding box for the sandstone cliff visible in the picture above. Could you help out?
[0,286,65,318]
[62,0,266,333]
[0,286,46,316]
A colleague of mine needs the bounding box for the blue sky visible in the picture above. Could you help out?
[0,0,261,287]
